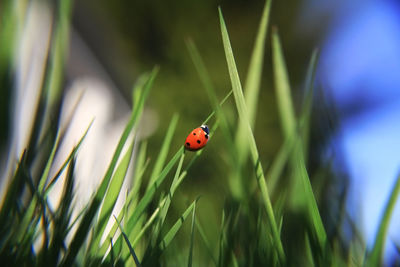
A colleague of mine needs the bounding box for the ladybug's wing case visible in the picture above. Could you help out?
[185,127,209,151]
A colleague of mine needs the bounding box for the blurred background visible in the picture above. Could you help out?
[1,0,400,264]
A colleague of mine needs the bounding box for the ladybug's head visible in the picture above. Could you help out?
[200,125,209,134]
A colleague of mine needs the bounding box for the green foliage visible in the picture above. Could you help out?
[1,0,398,266]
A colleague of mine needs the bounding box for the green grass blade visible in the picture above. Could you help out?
[13,125,62,244]
[146,113,179,191]
[124,147,184,235]
[186,39,243,198]
[47,156,76,266]
[202,90,233,125]
[271,28,296,139]
[187,200,197,267]
[299,49,319,160]
[113,215,142,267]
[266,136,294,194]
[185,39,234,150]
[97,147,184,258]
[154,151,185,234]
[89,140,134,255]
[366,173,400,266]
[141,151,186,260]
[235,0,272,161]
[159,199,197,251]
[0,150,27,235]
[61,67,158,266]
[44,120,93,195]
[219,8,285,264]
[271,27,328,252]
[217,209,227,267]
[128,141,149,211]
[296,150,327,249]
[195,218,218,266]
[131,197,165,247]
[43,0,72,107]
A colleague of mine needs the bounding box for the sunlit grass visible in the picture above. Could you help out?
[1,0,399,266]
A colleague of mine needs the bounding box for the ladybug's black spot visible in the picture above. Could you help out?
[186,142,190,147]
[193,132,196,135]
[205,134,209,139]
[197,140,201,144]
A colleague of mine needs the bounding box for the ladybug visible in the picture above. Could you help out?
[184,125,209,151]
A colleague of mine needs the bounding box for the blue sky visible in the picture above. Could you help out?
[303,0,400,262]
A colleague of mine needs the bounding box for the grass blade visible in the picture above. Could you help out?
[296,149,327,250]
[141,199,198,266]
[44,120,93,195]
[195,219,218,266]
[299,49,319,160]
[97,147,184,258]
[366,173,400,266]
[217,210,228,267]
[186,39,241,198]
[47,156,76,266]
[127,141,149,211]
[272,28,327,250]
[113,215,142,267]
[266,136,295,194]
[159,199,197,251]
[187,200,197,267]
[141,151,186,261]
[146,113,179,191]
[219,8,285,264]
[154,151,185,236]
[13,124,63,244]
[62,67,158,266]
[236,0,272,161]
[271,27,296,139]
[90,140,135,255]
[125,147,184,236]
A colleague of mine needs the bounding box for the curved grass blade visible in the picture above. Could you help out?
[186,39,234,153]
[89,140,135,256]
[97,147,184,258]
[366,173,400,266]
[186,39,241,198]
[100,89,231,259]
[266,136,295,194]
[62,67,158,266]
[0,150,27,242]
[153,151,185,240]
[159,199,198,251]
[195,219,218,266]
[271,27,296,139]
[141,199,198,266]
[272,28,327,250]
[299,49,319,161]
[219,8,285,264]
[187,201,197,267]
[47,156,76,266]
[95,144,150,258]
[113,215,142,267]
[13,125,63,244]
[127,141,150,211]
[139,151,186,261]
[131,197,165,247]
[146,113,179,192]
[217,209,229,267]
[124,146,184,237]
[235,0,272,163]
[202,90,233,125]
[44,119,93,195]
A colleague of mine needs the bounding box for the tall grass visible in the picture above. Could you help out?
[1,0,399,266]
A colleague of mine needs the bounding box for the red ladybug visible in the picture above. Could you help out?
[184,125,209,151]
